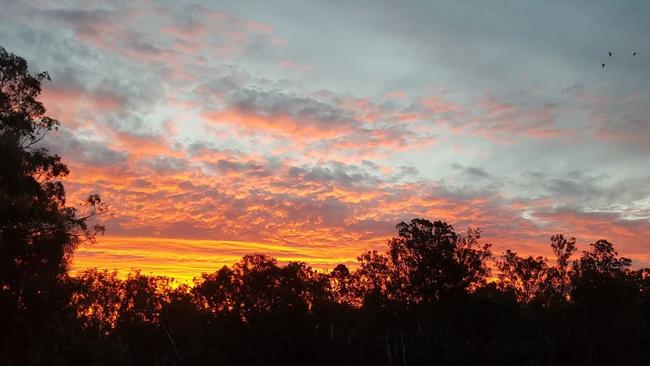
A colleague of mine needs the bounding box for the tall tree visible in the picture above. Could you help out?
[548,234,576,301]
[497,250,548,304]
[571,239,632,303]
[0,47,104,362]
[569,240,636,364]
[387,219,492,304]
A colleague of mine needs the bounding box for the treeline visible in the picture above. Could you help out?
[5,220,650,365]
[2,47,650,365]
[44,224,650,365]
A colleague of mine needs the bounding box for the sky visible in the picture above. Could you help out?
[1,0,649,282]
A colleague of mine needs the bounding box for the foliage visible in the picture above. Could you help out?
[0,46,104,364]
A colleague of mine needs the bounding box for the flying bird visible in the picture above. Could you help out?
[602,63,606,68]
[633,51,637,56]
[609,51,612,57]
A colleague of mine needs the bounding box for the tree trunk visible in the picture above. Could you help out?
[385,335,394,366]
[400,326,408,366]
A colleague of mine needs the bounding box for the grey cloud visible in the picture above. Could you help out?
[236,89,350,124]
[42,8,114,33]
[397,165,418,177]
[210,159,270,176]
[141,156,189,174]
[42,128,128,167]
[202,78,359,134]
[185,141,238,156]
[288,162,380,188]
[452,163,491,179]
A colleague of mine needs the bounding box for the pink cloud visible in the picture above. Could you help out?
[201,109,352,139]
[40,84,128,129]
[467,94,569,141]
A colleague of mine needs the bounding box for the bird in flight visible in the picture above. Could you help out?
[601,50,640,68]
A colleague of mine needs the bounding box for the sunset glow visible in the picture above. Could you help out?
[2,1,649,281]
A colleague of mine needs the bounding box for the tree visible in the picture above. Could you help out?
[329,264,357,306]
[387,219,492,304]
[548,234,577,302]
[571,239,632,304]
[568,240,637,364]
[70,269,123,336]
[550,234,576,273]
[0,46,104,361]
[194,265,236,315]
[353,249,400,310]
[496,250,548,304]
[117,271,177,365]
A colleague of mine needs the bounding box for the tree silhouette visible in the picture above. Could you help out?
[548,234,577,302]
[0,47,104,363]
[70,269,123,336]
[568,240,638,364]
[571,239,633,307]
[355,250,392,305]
[388,219,492,304]
[329,264,352,302]
[497,249,548,304]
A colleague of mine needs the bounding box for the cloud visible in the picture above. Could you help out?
[39,72,130,128]
[202,88,356,138]
[467,95,569,141]
[196,71,441,161]
[596,115,650,147]
[43,128,128,168]
[452,163,491,179]
[140,156,189,175]
[4,0,650,281]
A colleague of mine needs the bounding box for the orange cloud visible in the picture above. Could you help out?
[63,153,650,280]
[7,0,648,286]
[201,109,353,140]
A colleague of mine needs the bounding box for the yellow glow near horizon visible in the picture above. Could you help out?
[71,236,369,283]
